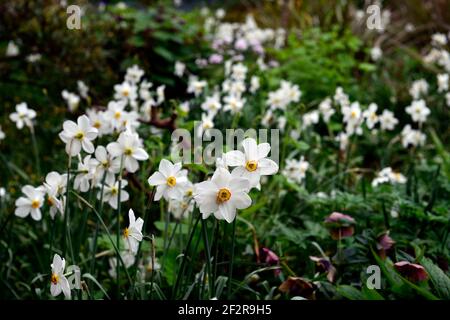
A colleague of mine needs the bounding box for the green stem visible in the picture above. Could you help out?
[227,219,237,299]
[172,212,201,300]
[116,155,124,299]
[29,125,41,177]
[72,191,133,286]
[89,172,107,275]
[201,218,214,299]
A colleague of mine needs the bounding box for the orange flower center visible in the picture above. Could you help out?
[245,160,258,172]
[166,176,176,187]
[216,188,231,203]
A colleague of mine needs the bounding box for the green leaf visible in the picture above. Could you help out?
[420,257,450,299]
[337,285,364,300]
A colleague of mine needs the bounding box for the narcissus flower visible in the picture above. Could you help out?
[194,167,252,223]
[224,138,278,189]
[378,109,398,131]
[148,159,188,201]
[174,61,186,77]
[15,185,45,221]
[125,65,144,84]
[74,155,96,192]
[99,179,129,209]
[61,90,80,113]
[123,209,144,254]
[405,99,430,123]
[9,102,36,129]
[59,115,98,157]
[107,130,149,173]
[363,103,379,129]
[394,261,428,282]
[324,212,355,240]
[282,156,309,184]
[91,146,119,184]
[50,254,71,299]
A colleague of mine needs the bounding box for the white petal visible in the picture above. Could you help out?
[128,209,136,226]
[67,139,81,157]
[257,143,271,160]
[15,205,30,217]
[224,150,246,167]
[258,158,279,175]
[218,202,236,223]
[125,157,139,173]
[77,115,90,132]
[31,208,42,221]
[107,142,122,157]
[148,172,166,186]
[154,185,166,201]
[63,120,78,135]
[242,138,258,161]
[159,159,174,177]
[60,276,71,299]
[51,283,62,297]
[133,148,149,160]
[232,192,252,210]
[211,167,231,188]
[229,177,250,193]
[82,139,95,154]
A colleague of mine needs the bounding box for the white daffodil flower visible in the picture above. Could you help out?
[74,155,96,192]
[405,99,430,123]
[123,209,144,254]
[378,109,398,131]
[125,65,144,84]
[282,156,309,184]
[107,130,149,173]
[224,137,278,189]
[59,115,98,157]
[99,179,129,209]
[114,81,137,104]
[43,171,67,218]
[194,167,252,223]
[91,146,119,185]
[148,159,189,201]
[15,185,46,220]
[61,90,80,113]
[174,61,186,77]
[363,103,379,130]
[9,102,36,129]
[50,254,71,299]
[44,171,67,196]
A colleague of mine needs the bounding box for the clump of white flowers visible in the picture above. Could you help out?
[148,138,278,223]
[282,156,309,184]
[372,167,407,187]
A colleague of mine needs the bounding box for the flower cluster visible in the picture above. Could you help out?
[149,137,278,223]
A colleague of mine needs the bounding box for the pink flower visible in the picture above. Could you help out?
[234,38,248,51]
[260,247,281,276]
[209,54,223,64]
[324,212,356,240]
[377,233,395,259]
[310,256,336,283]
[394,261,428,282]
